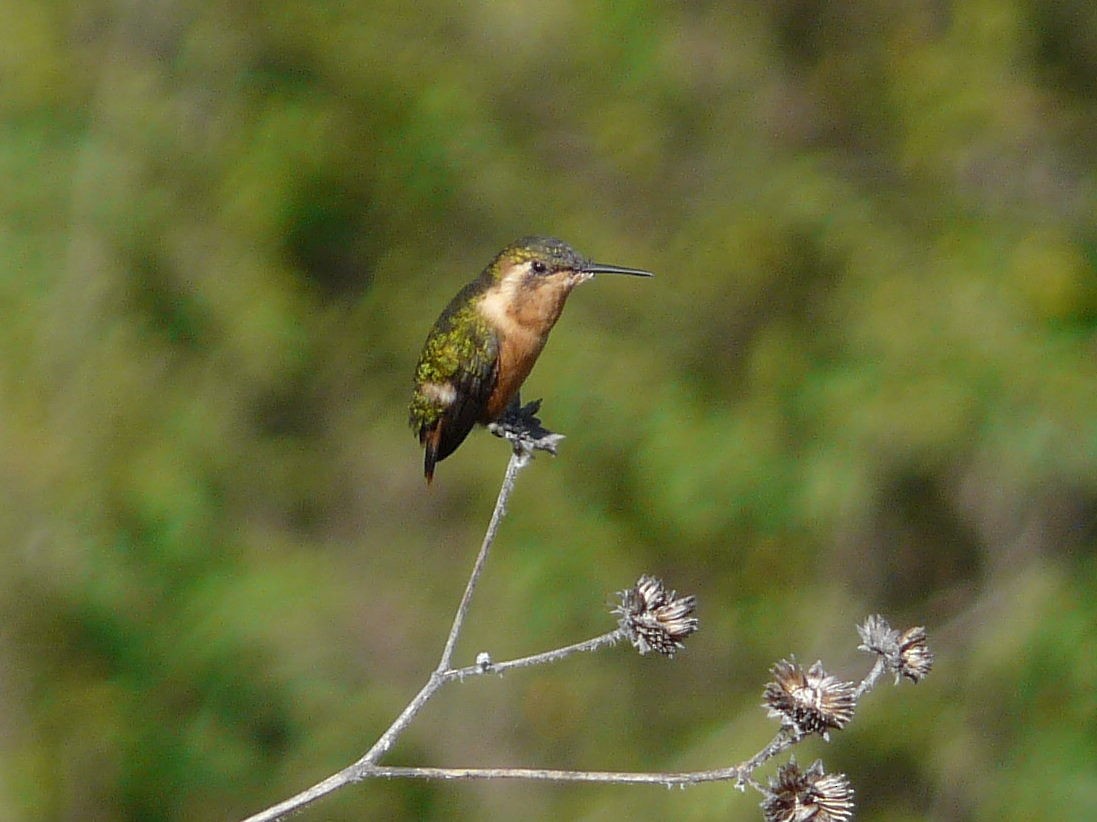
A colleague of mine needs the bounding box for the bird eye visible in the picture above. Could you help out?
[531,260,548,275]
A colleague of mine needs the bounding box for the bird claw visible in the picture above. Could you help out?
[488,397,565,457]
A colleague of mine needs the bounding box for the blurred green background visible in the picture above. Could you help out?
[2,1,1096,820]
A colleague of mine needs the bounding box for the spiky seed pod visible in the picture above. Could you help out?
[761,758,854,822]
[897,625,934,683]
[613,575,698,658]
[857,613,900,658]
[763,658,856,740]
[857,615,934,684]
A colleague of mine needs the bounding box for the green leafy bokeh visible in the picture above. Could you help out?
[2,2,1095,820]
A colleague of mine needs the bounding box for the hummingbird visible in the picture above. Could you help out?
[410,236,652,483]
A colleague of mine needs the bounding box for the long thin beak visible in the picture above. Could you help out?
[582,261,653,277]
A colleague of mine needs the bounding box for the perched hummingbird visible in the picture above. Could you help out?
[410,236,652,482]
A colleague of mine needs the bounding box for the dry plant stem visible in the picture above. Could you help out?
[445,629,625,680]
[243,449,532,822]
[369,765,743,785]
[243,445,911,822]
[366,731,811,788]
[438,448,530,671]
[855,654,889,700]
[736,730,798,784]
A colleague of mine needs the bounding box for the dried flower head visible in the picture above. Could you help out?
[858,615,934,684]
[613,575,698,658]
[897,625,934,683]
[763,658,856,740]
[857,613,899,658]
[761,758,854,822]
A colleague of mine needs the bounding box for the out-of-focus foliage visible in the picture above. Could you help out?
[2,1,1095,820]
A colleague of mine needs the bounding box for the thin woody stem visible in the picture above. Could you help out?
[367,764,743,785]
[855,654,889,700]
[438,448,529,670]
[735,729,798,779]
[444,629,625,680]
[242,449,531,822]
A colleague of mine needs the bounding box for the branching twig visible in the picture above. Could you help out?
[242,430,934,821]
[243,448,532,821]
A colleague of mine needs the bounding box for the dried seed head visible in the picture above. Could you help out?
[613,575,698,658]
[857,613,899,658]
[897,625,934,683]
[763,658,856,740]
[761,758,854,822]
[858,615,934,684]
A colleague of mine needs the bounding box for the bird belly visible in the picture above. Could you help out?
[482,330,545,421]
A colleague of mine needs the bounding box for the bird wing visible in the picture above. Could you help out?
[432,323,498,464]
[413,295,499,480]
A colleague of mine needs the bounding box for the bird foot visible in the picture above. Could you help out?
[488,398,565,457]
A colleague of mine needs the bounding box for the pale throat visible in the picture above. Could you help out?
[476,268,580,419]
[477,269,578,341]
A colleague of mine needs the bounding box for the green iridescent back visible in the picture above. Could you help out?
[409,280,498,437]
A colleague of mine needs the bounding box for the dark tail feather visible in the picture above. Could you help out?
[424,449,436,484]
[423,424,442,484]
